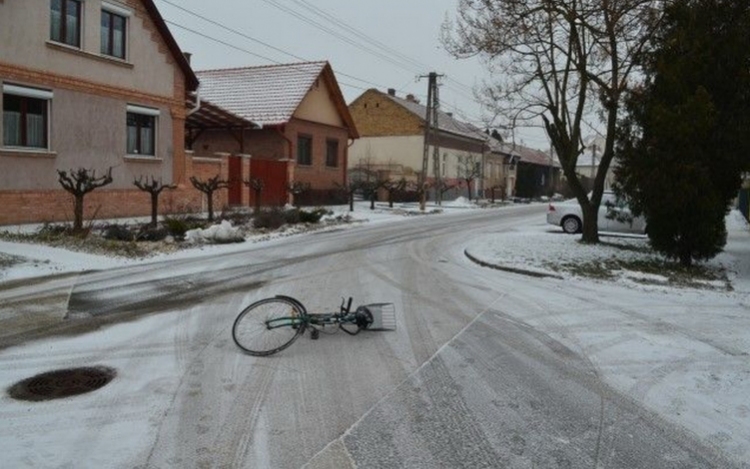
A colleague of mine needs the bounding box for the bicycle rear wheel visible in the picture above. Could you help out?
[232,297,305,356]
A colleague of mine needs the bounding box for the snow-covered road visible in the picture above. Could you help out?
[0,205,747,468]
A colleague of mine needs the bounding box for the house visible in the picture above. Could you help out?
[575,137,615,191]
[485,137,520,200]
[348,88,489,201]
[0,0,221,225]
[189,61,359,206]
[496,142,561,198]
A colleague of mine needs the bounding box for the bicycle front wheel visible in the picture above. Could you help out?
[232,297,305,356]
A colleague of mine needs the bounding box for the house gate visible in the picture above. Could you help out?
[250,159,288,207]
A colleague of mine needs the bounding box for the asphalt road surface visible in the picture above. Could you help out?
[0,205,738,468]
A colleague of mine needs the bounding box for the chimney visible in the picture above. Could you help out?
[387,88,396,96]
[183,52,192,64]
[446,112,453,117]
[406,94,416,102]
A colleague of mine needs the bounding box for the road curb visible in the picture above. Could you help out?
[463,249,564,280]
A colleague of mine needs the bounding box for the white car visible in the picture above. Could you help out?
[546,192,647,234]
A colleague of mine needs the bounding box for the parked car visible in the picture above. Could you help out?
[546,192,647,234]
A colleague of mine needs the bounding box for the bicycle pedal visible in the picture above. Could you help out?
[310,329,319,340]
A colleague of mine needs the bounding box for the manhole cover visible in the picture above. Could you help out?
[7,366,116,402]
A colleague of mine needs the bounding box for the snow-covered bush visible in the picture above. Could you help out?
[185,220,244,244]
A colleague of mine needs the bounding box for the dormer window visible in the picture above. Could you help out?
[50,0,82,48]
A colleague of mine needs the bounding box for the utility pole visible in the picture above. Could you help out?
[419,72,443,211]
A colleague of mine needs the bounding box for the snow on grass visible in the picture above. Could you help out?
[465,214,740,290]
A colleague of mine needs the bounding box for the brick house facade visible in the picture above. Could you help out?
[191,62,358,207]
[0,0,223,225]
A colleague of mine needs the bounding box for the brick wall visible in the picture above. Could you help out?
[349,89,423,137]
[0,154,228,226]
[285,118,348,190]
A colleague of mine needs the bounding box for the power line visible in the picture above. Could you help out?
[163,21,372,93]
[157,0,486,123]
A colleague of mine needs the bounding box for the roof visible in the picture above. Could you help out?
[490,139,559,167]
[195,61,358,136]
[185,98,257,130]
[377,90,488,142]
[141,0,199,91]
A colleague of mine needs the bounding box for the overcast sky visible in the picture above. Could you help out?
[155,0,552,150]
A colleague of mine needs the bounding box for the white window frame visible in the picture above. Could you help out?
[2,84,53,150]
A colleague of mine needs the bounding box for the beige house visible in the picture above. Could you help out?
[0,0,220,225]
[349,88,490,200]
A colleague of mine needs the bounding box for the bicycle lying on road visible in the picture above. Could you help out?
[232,296,396,356]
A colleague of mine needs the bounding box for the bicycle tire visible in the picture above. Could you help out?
[232,297,306,356]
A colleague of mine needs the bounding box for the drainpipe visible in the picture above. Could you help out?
[346,138,355,186]
[187,84,201,116]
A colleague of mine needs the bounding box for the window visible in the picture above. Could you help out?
[50,0,81,48]
[126,107,158,156]
[297,135,312,165]
[326,139,339,167]
[2,85,52,149]
[101,10,126,59]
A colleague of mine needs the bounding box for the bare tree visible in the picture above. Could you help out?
[190,175,228,222]
[244,177,265,213]
[456,153,482,201]
[382,178,407,208]
[287,181,311,207]
[57,167,113,234]
[443,0,662,242]
[133,176,176,227]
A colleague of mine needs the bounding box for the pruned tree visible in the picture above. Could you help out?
[434,179,456,203]
[133,176,176,227]
[382,178,407,208]
[360,179,383,210]
[287,181,311,207]
[615,0,750,267]
[456,153,482,201]
[190,175,228,222]
[244,177,265,213]
[443,0,663,242]
[57,167,113,234]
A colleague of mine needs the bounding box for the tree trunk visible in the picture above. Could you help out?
[150,193,159,226]
[349,192,354,212]
[581,203,600,243]
[254,189,262,213]
[207,192,214,221]
[73,195,84,233]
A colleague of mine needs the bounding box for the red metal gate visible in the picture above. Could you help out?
[250,159,288,207]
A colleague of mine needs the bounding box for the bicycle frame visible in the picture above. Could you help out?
[265,295,360,331]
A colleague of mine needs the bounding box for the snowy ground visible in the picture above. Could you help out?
[1,199,749,466]
[0,199,479,282]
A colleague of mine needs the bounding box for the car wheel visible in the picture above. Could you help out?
[562,216,581,234]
